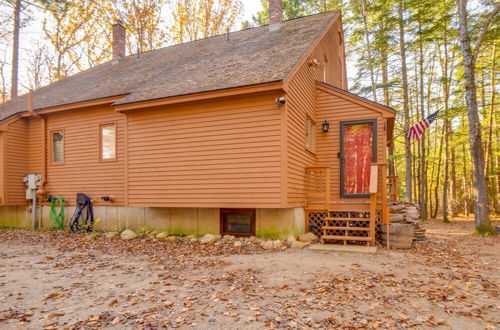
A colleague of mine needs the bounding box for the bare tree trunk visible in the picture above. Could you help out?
[486,44,499,213]
[432,123,445,219]
[429,129,438,217]
[425,57,435,218]
[399,0,412,202]
[441,33,451,223]
[358,0,378,102]
[495,154,500,214]
[411,73,420,203]
[379,31,395,177]
[462,141,469,216]
[412,141,418,202]
[10,0,21,98]
[418,17,427,220]
[456,0,494,233]
[442,114,450,221]
[451,148,458,215]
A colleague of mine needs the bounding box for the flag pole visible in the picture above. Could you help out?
[387,107,443,146]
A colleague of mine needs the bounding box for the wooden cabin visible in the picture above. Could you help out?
[0,1,396,244]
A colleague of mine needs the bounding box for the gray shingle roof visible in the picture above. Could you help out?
[0,11,338,121]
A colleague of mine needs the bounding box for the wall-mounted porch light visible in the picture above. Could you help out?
[275,96,286,107]
[322,120,330,132]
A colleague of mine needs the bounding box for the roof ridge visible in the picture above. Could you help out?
[128,11,340,59]
[0,11,338,120]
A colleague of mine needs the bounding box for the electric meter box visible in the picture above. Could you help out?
[23,174,42,200]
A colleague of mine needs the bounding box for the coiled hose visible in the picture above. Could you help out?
[50,196,65,229]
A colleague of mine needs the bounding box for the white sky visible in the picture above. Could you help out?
[240,0,264,22]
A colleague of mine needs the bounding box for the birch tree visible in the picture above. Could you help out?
[456,0,498,233]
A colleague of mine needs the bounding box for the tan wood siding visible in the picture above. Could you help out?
[285,19,345,206]
[285,63,317,206]
[6,119,29,204]
[28,117,44,174]
[316,89,387,202]
[0,132,5,204]
[45,106,126,205]
[126,93,283,208]
[314,18,347,89]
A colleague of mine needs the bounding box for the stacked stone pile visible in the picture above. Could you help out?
[388,201,426,242]
[106,229,318,250]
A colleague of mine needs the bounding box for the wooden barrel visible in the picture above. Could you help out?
[381,223,415,249]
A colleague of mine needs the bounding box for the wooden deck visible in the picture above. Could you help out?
[305,164,395,246]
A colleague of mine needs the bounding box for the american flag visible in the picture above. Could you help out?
[408,110,440,140]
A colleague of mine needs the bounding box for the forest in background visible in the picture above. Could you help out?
[249,0,499,232]
[0,0,498,232]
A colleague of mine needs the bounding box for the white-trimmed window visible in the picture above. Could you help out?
[100,123,116,160]
[51,131,64,163]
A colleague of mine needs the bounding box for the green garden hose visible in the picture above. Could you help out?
[50,196,65,229]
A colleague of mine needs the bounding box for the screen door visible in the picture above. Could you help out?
[340,120,377,197]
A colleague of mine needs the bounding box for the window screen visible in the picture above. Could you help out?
[52,131,64,163]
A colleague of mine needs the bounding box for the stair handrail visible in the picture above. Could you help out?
[370,162,390,249]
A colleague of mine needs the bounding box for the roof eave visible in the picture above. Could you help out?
[113,81,285,112]
[316,81,397,116]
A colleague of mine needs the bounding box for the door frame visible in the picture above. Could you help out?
[339,119,377,198]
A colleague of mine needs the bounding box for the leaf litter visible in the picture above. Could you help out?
[0,218,498,329]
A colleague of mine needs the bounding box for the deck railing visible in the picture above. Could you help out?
[305,168,398,207]
[305,164,395,247]
[370,163,390,247]
[305,167,330,210]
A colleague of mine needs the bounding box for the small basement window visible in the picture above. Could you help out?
[305,116,316,152]
[100,123,116,160]
[51,131,64,163]
[220,209,255,237]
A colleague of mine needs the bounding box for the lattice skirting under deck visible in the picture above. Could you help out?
[307,210,383,244]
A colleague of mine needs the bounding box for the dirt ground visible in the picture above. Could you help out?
[0,218,498,329]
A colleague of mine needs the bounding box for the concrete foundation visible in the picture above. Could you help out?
[0,205,305,238]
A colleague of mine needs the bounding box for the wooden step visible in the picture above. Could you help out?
[322,226,369,231]
[324,217,371,222]
[321,235,372,241]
